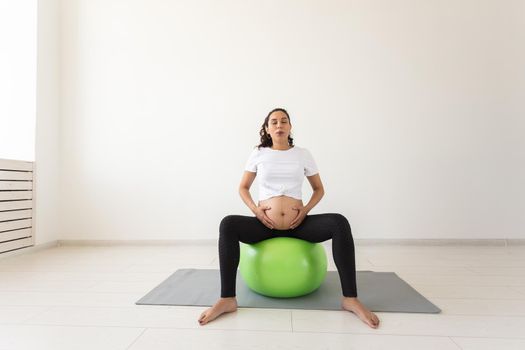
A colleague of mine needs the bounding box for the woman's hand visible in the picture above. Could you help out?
[289,205,308,229]
[254,205,275,229]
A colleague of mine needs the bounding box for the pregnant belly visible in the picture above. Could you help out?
[258,195,303,230]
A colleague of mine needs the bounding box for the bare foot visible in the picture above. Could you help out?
[341,297,380,329]
[198,297,238,325]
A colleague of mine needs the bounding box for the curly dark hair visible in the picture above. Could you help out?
[256,108,294,149]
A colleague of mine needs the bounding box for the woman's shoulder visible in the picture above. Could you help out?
[248,145,265,157]
[295,146,316,160]
[292,145,309,154]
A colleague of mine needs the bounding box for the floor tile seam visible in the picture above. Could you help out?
[14,305,525,318]
[5,323,515,339]
[0,323,147,330]
[15,305,525,322]
[0,304,208,310]
[4,322,525,339]
[124,328,148,350]
[6,301,525,311]
[140,326,295,333]
[3,305,208,310]
[24,325,298,333]
[364,258,375,266]
[290,329,525,338]
[17,317,297,328]
[289,328,478,340]
[83,280,105,291]
[450,335,525,340]
[434,313,525,318]
[453,273,525,276]
[18,305,55,324]
[0,305,54,309]
[508,286,525,296]
[391,296,525,300]
[289,329,513,338]
[416,295,525,300]
[431,296,525,301]
[449,336,464,349]
[406,283,525,287]
[410,284,525,291]
[291,310,525,319]
[0,289,147,294]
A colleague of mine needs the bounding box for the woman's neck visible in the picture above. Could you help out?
[271,142,291,150]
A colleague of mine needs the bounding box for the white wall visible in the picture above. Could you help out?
[58,0,525,240]
[0,0,37,161]
[0,0,60,246]
[34,0,61,245]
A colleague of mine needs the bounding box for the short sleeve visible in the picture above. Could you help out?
[244,148,259,172]
[303,148,319,176]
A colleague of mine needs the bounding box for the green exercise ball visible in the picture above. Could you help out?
[239,237,328,298]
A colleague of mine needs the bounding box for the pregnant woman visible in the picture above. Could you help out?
[198,108,380,328]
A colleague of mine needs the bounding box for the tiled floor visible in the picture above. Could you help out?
[1,243,525,349]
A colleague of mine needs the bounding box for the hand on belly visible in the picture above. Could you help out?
[259,196,303,230]
[266,207,297,230]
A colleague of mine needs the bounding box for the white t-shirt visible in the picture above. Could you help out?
[244,145,319,201]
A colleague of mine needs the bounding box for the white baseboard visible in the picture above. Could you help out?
[354,239,514,246]
[2,239,523,258]
[0,240,59,259]
[56,239,217,246]
[54,238,525,247]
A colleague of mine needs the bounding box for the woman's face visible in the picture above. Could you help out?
[265,111,291,141]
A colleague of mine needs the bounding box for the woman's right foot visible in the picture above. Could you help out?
[341,297,380,329]
[198,297,238,325]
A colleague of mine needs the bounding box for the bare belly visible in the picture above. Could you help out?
[258,195,303,230]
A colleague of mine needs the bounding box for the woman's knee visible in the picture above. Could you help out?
[330,213,352,235]
[329,213,349,224]
[220,215,238,234]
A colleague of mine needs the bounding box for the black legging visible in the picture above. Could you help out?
[218,213,357,298]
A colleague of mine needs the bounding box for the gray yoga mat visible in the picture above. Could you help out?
[136,269,441,313]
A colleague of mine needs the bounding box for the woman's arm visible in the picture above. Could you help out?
[304,173,325,213]
[238,171,258,214]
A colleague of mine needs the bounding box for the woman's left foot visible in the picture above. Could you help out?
[341,297,380,329]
